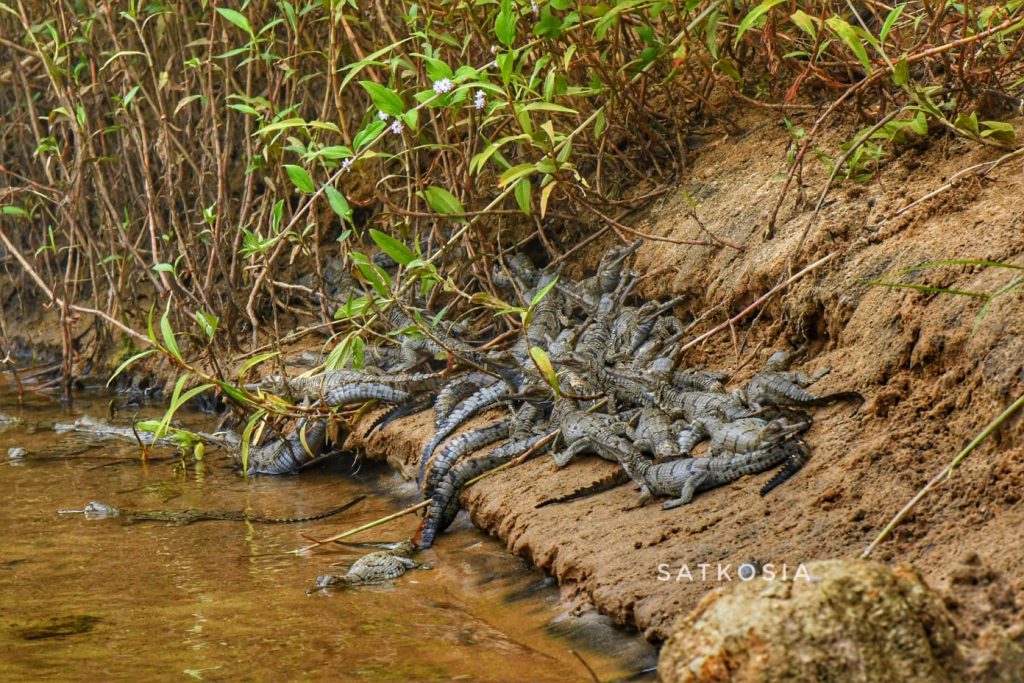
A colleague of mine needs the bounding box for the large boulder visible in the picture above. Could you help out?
[658,560,965,682]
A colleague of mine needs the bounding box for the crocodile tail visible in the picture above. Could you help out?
[759,441,811,497]
[260,495,366,524]
[364,397,433,437]
[535,470,630,508]
[807,391,865,407]
[420,435,547,548]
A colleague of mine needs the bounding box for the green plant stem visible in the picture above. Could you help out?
[861,391,1024,559]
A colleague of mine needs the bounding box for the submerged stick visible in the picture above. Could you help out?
[293,499,430,553]
[861,391,1024,558]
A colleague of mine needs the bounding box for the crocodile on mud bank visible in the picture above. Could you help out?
[230,239,862,556]
[57,495,365,526]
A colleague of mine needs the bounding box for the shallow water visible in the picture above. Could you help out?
[0,392,655,681]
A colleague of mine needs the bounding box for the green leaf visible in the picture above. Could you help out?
[353,120,387,150]
[954,112,980,137]
[735,0,788,47]
[529,276,558,307]
[284,164,315,193]
[237,351,279,380]
[790,10,817,38]
[498,163,536,187]
[530,346,560,396]
[215,7,253,37]
[160,299,182,362]
[256,118,307,135]
[981,120,1016,143]
[324,186,353,225]
[495,0,516,47]
[909,111,928,135]
[240,410,267,476]
[193,310,219,340]
[369,229,415,266]
[146,303,158,345]
[826,17,872,73]
[419,186,466,217]
[334,296,370,321]
[880,4,905,44]
[359,81,404,117]
[892,56,909,86]
[1,206,29,218]
[218,380,251,406]
[350,251,392,298]
[310,145,353,160]
[514,178,531,215]
[107,349,157,386]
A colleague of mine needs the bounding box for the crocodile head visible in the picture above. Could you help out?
[646,357,675,382]
[392,540,417,556]
[82,502,119,519]
[253,375,289,393]
[314,574,341,589]
[763,350,794,372]
[760,419,807,444]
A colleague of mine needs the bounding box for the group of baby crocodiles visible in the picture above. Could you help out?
[58,239,864,587]
[237,239,863,559]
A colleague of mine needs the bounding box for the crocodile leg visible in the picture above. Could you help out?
[553,439,592,468]
[662,470,708,509]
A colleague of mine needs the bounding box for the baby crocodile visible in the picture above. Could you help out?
[619,439,809,509]
[245,416,330,475]
[553,408,639,468]
[633,405,682,460]
[739,350,863,410]
[310,540,424,590]
[58,495,365,526]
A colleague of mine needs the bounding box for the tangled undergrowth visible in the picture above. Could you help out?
[1,0,1023,429]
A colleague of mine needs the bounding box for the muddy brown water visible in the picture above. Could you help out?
[0,392,655,681]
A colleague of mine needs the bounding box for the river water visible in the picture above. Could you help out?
[0,392,655,681]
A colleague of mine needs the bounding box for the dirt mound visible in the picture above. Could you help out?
[657,560,964,683]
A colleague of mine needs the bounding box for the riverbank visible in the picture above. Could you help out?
[4,107,1024,678]
[341,109,1024,674]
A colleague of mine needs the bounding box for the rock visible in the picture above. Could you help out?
[7,447,26,458]
[658,560,965,683]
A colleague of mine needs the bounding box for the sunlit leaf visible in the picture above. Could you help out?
[215,7,253,37]
[284,164,315,193]
[419,186,466,217]
[160,299,182,361]
[369,229,415,266]
[359,81,404,117]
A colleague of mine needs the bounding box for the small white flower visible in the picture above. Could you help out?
[341,158,354,172]
[474,90,486,110]
[377,110,390,121]
[389,119,404,135]
[531,0,539,15]
[432,78,454,94]
[490,45,498,54]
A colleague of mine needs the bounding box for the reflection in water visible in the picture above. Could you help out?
[0,394,655,681]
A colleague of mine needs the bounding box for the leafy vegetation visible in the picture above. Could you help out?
[1,0,1023,449]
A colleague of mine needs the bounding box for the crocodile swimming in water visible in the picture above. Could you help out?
[309,540,426,590]
[57,495,364,526]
